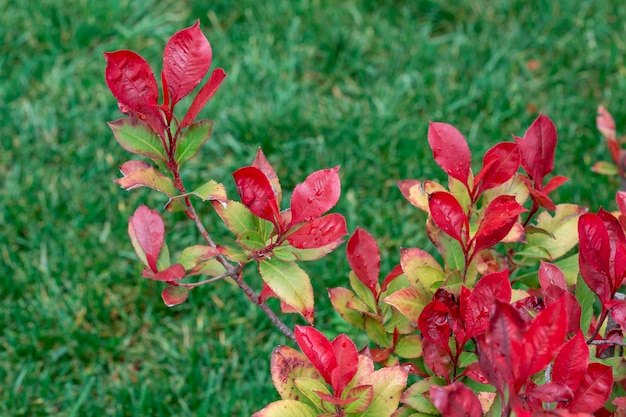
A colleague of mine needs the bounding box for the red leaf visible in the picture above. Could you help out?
[423,342,453,381]
[523,296,567,378]
[617,191,626,215]
[597,105,616,141]
[578,213,612,303]
[543,175,569,195]
[607,299,626,333]
[104,50,159,114]
[330,334,358,396]
[567,363,613,413]
[473,195,526,253]
[290,167,341,225]
[163,20,212,106]
[526,183,557,211]
[553,332,588,393]
[538,261,568,291]
[381,264,404,293]
[463,362,489,384]
[463,270,512,338]
[346,228,381,294]
[428,191,468,246]
[161,285,189,307]
[294,326,336,385]
[180,68,227,129]
[428,122,472,187]
[430,382,483,417]
[252,148,282,204]
[418,300,451,354]
[474,142,521,195]
[478,301,525,391]
[142,263,186,282]
[129,205,164,272]
[286,213,347,249]
[233,166,281,226]
[516,114,557,188]
[526,382,574,404]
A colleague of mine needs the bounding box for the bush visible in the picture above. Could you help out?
[104,22,626,416]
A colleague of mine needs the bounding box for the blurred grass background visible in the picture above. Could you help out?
[2,0,626,415]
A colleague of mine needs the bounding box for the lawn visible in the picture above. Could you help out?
[2,0,626,415]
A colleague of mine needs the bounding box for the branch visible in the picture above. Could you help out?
[589,339,626,348]
[184,196,297,344]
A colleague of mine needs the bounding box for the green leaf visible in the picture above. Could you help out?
[175,120,213,164]
[177,245,220,270]
[293,377,330,410]
[394,335,423,359]
[272,245,299,262]
[525,204,586,260]
[108,118,167,161]
[554,253,580,286]
[591,161,619,176]
[252,400,317,417]
[259,258,314,323]
[350,271,377,313]
[213,200,259,237]
[400,378,446,414]
[237,230,268,251]
[365,316,389,346]
[575,273,596,334]
[156,241,170,271]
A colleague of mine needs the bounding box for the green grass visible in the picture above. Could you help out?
[2,0,626,415]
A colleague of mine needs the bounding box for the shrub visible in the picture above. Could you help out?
[104,22,626,416]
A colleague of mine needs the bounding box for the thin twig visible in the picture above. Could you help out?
[589,339,626,348]
[178,272,231,288]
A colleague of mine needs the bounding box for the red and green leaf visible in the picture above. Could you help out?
[108,118,168,161]
[128,205,165,272]
[161,285,189,307]
[259,259,314,323]
[115,160,177,196]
